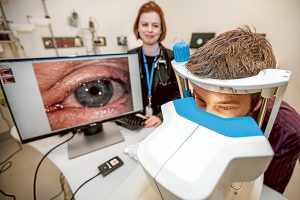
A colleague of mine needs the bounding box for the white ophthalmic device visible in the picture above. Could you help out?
[137,59,291,200]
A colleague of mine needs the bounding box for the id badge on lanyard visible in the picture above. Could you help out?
[142,48,159,116]
[146,96,153,115]
[146,106,153,115]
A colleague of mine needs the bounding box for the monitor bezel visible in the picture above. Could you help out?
[0,53,143,144]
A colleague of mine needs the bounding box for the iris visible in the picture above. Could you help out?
[75,79,113,107]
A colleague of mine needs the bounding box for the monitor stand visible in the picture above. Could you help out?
[68,122,124,159]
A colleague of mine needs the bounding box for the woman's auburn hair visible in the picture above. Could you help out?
[133,1,167,42]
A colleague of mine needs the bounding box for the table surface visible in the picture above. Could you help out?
[10,125,288,200]
[11,124,158,200]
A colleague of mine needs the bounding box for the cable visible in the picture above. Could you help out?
[0,103,20,199]
[70,172,101,200]
[49,189,64,200]
[0,140,22,175]
[0,136,23,164]
[0,161,12,174]
[49,173,66,200]
[60,172,68,200]
[33,133,75,200]
[60,172,67,200]
[0,103,22,175]
[230,182,244,190]
[0,103,12,130]
[0,189,16,200]
[0,144,22,166]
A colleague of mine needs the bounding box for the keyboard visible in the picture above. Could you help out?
[115,115,146,130]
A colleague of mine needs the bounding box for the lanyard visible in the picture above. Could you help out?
[142,48,159,107]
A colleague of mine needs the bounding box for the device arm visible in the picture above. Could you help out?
[263,84,288,138]
[257,87,276,128]
[171,60,292,139]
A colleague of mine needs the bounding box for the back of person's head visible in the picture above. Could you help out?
[186,26,276,79]
[133,1,167,42]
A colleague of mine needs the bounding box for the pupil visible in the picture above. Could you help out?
[89,87,99,96]
[75,79,113,107]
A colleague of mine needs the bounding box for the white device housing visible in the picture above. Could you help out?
[137,61,291,199]
[138,98,274,200]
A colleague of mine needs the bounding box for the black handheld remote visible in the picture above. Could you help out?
[98,156,124,176]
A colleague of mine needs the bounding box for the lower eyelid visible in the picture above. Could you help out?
[220,106,234,111]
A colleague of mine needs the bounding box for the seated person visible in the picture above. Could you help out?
[185,26,300,193]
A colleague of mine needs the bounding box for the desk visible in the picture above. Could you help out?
[11,125,158,200]
[11,125,288,200]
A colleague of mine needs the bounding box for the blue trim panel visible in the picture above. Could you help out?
[173,97,264,137]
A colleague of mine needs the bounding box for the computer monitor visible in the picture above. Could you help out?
[190,32,215,48]
[0,53,143,158]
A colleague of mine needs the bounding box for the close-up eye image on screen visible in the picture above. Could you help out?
[32,57,133,131]
[0,53,143,158]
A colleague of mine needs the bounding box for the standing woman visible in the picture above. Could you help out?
[129,1,180,128]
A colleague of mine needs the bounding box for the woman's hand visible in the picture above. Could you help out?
[144,115,162,128]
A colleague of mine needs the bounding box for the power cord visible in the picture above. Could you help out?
[0,148,22,175]
[0,189,16,200]
[230,182,244,190]
[230,182,244,195]
[69,155,123,199]
[70,171,101,200]
[49,173,66,200]
[0,100,12,128]
[33,133,75,200]
[0,103,23,175]
[0,140,22,175]
[0,103,20,199]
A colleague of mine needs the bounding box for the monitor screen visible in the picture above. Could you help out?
[0,53,143,157]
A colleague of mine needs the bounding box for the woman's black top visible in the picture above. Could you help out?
[128,44,180,118]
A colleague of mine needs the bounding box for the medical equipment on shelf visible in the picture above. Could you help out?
[137,61,291,200]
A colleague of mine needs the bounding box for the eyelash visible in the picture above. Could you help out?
[196,97,204,103]
[218,106,231,111]
[194,95,233,111]
[141,23,160,28]
[193,95,205,104]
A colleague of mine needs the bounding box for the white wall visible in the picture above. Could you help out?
[1,0,300,111]
[1,0,148,57]
[1,0,300,198]
[160,0,300,113]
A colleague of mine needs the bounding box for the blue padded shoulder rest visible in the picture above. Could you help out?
[173,97,264,138]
